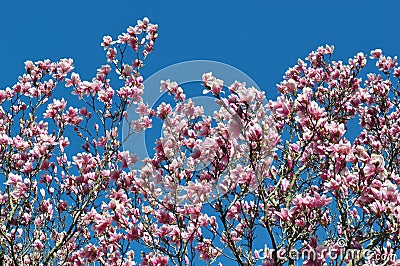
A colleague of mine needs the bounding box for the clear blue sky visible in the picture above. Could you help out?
[1,0,400,264]
[1,0,400,98]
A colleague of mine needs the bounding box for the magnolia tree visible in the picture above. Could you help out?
[0,18,400,266]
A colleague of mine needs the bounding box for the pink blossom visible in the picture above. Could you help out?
[281,178,290,192]
[65,72,81,87]
[283,78,297,93]
[228,117,242,138]
[101,35,114,50]
[33,239,44,250]
[370,48,383,59]
[202,72,223,95]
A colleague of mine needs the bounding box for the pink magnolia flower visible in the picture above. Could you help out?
[33,239,44,251]
[101,35,114,50]
[202,72,223,95]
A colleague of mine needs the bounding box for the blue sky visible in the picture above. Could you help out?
[1,0,400,97]
[1,0,400,264]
